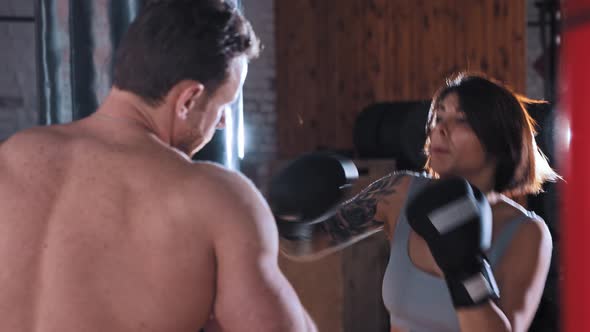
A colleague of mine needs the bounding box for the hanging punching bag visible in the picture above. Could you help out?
[561,1,590,331]
[36,0,243,170]
[37,0,142,123]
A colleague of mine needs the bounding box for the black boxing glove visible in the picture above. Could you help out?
[267,152,358,240]
[405,177,500,308]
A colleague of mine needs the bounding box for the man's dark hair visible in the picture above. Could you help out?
[113,0,260,105]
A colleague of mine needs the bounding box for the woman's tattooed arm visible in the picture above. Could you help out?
[319,172,407,242]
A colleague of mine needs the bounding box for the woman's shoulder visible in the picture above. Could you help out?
[492,196,553,261]
[370,171,428,241]
[491,195,546,225]
[362,170,430,197]
[491,196,553,295]
[394,170,432,181]
[389,170,433,192]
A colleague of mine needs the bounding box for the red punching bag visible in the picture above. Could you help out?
[560,1,590,331]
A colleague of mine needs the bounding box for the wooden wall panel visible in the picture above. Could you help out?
[276,0,526,158]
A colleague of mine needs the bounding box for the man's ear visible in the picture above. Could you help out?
[175,81,205,120]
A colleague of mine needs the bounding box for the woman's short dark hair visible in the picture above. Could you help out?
[112,0,260,105]
[424,73,559,196]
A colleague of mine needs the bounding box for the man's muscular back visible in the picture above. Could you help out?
[0,119,310,332]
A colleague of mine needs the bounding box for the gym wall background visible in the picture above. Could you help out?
[0,0,548,187]
[0,0,37,139]
[0,2,558,331]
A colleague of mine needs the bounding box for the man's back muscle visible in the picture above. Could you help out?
[0,124,216,332]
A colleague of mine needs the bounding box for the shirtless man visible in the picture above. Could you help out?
[0,1,316,331]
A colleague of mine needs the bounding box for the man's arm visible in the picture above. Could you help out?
[203,167,316,332]
[278,172,412,261]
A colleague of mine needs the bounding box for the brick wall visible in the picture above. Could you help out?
[240,0,277,187]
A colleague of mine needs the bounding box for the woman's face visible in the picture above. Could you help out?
[428,92,495,179]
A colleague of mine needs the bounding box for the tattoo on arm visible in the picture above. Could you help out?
[320,173,405,241]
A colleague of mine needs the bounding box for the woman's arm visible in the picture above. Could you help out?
[278,172,412,260]
[456,301,511,332]
[321,172,408,239]
[456,219,553,332]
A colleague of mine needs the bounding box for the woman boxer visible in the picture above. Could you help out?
[271,73,559,332]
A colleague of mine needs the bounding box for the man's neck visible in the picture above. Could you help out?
[94,88,171,145]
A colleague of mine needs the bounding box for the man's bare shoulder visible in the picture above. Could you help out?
[182,163,280,261]
[187,161,259,194]
[2,125,69,150]
[185,162,273,229]
[0,126,73,166]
